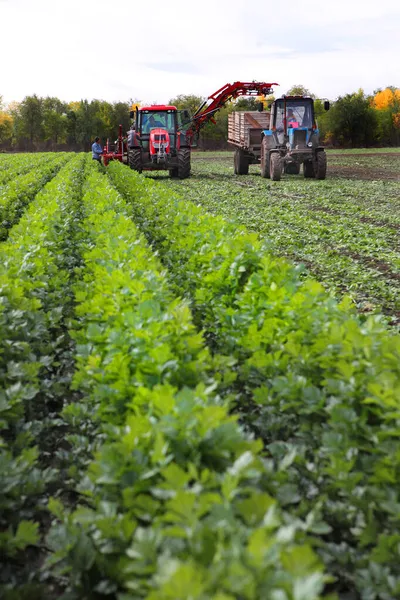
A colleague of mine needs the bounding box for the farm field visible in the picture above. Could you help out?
[0,151,400,600]
[162,149,400,327]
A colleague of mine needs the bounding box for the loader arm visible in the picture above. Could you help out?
[187,81,278,137]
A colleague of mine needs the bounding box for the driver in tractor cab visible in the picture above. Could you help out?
[144,114,164,133]
[287,109,297,125]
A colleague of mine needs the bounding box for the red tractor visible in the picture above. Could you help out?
[127,104,193,178]
[102,81,278,178]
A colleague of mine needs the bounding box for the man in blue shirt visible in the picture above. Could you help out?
[92,137,103,163]
[143,114,164,134]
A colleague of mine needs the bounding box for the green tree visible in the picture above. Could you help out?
[43,97,68,146]
[168,94,205,115]
[74,100,104,150]
[19,95,44,148]
[112,102,131,136]
[286,84,315,98]
[234,98,260,111]
[325,89,377,147]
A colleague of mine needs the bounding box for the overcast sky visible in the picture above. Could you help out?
[1,0,399,106]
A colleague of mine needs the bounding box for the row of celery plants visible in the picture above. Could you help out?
[0,154,87,597]
[0,153,52,185]
[108,162,400,600]
[0,153,71,241]
[47,163,328,600]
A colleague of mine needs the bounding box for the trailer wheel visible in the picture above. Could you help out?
[234,148,249,175]
[260,139,270,178]
[177,148,191,179]
[315,151,327,180]
[129,149,142,173]
[285,163,300,175]
[169,168,179,178]
[270,153,282,181]
[304,160,315,178]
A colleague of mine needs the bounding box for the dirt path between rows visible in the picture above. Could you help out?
[328,164,400,181]
[193,153,400,181]
[328,152,400,157]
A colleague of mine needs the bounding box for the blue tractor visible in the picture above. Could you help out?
[260,95,330,181]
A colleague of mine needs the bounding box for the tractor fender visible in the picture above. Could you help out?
[262,130,277,151]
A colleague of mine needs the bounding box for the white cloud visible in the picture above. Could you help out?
[1,0,399,105]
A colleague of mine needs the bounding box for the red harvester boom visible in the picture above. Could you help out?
[188,81,278,137]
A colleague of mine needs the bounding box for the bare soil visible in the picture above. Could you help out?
[194,152,400,181]
[328,163,400,181]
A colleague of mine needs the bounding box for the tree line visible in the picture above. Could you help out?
[0,85,399,151]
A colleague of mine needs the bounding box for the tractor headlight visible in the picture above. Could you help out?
[307,142,313,147]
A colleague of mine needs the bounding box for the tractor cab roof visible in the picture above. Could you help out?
[140,105,177,112]
[276,96,313,102]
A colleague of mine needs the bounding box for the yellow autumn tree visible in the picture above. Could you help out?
[68,101,80,113]
[371,88,400,144]
[256,94,274,110]
[372,88,400,110]
[0,112,13,143]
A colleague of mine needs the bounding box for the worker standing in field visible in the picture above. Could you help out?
[92,137,103,163]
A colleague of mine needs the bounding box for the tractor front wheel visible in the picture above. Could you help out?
[128,149,142,173]
[177,148,191,179]
[169,168,179,178]
[270,153,282,181]
[234,149,249,175]
[304,160,315,178]
[315,151,327,180]
[260,139,270,179]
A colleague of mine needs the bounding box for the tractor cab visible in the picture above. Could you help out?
[271,96,317,149]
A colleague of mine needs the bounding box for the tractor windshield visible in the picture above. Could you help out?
[275,101,313,129]
[141,111,176,134]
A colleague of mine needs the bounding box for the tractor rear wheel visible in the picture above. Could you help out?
[129,149,142,173]
[177,148,191,179]
[285,162,300,175]
[315,151,327,180]
[260,139,270,179]
[270,153,282,181]
[234,148,249,175]
[304,160,315,178]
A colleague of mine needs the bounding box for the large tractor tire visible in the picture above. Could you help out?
[169,167,179,178]
[128,148,142,173]
[260,138,270,179]
[285,162,300,175]
[303,160,315,178]
[315,151,327,180]
[270,153,282,181]
[177,148,191,179]
[234,148,249,175]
